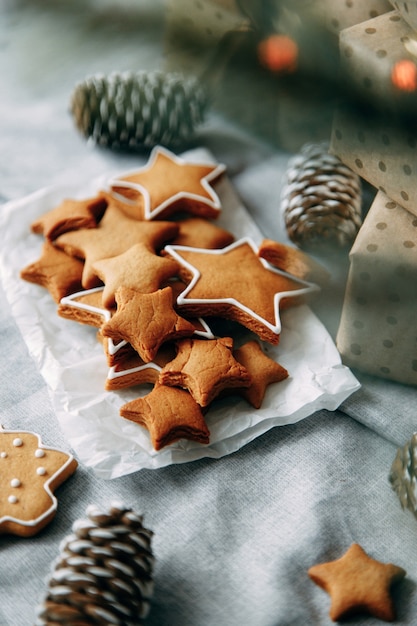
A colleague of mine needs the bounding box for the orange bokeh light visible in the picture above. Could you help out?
[391,59,417,92]
[257,34,298,74]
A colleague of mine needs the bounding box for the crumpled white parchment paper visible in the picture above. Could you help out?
[0,149,360,478]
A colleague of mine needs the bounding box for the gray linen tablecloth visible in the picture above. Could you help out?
[1,3,417,625]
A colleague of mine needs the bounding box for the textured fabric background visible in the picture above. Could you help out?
[1,3,417,625]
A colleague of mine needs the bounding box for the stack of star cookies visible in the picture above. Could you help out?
[21,147,324,451]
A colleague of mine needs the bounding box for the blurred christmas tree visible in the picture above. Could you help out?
[163,0,412,150]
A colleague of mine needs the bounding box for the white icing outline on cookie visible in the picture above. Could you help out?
[60,287,124,355]
[0,428,76,531]
[164,237,320,338]
[105,312,214,382]
[107,360,162,381]
[60,287,214,360]
[106,146,226,220]
[60,286,112,321]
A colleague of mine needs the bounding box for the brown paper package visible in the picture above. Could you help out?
[336,190,417,385]
[330,105,417,219]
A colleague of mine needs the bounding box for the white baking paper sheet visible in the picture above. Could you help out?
[0,148,360,478]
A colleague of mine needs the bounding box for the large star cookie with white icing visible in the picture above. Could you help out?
[164,237,319,344]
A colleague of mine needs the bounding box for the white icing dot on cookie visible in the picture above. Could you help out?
[35,449,45,458]
[8,495,18,504]
[0,452,7,458]
[36,467,47,476]
[10,478,21,488]
[13,438,23,447]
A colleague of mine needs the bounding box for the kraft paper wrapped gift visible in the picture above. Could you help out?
[163,1,335,150]
[338,10,417,109]
[389,0,417,31]
[330,105,417,219]
[296,0,391,34]
[336,190,417,385]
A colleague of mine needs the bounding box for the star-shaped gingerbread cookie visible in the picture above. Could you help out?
[159,336,251,407]
[0,428,77,537]
[55,203,179,289]
[20,240,84,303]
[108,146,225,220]
[92,243,181,308]
[120,383,210,450]
[164,237,318,344]
[258,238,330,286]
[172,217,235,249]
[308,543,406,622]
[233,340,288,408]
[101,286,196,362]
[30,192,108,241]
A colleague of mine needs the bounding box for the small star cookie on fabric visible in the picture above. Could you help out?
[308,543,406,622]
[0,428,77,537]
[120,383,210,450]
[164,237,318,344]
[108,146,225,220]
[30,192,108,241]
[20,240,84,303]
[233,340,288,408]
[159,336,251,407]
[101,286,196,362]
[55,203,179,289]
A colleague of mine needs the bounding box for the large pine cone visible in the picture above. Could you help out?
[71,70,209,150]
[390,434,417,519]
[281,142,362,250]
[35,502,154,625]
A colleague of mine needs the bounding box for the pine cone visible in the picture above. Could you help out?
[70,70,209,150]
[390,433,417,518]
[281,142,362,250]
[35,502,154,625]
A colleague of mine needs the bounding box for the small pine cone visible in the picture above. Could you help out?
[281,142,362,250]
[35,502,154,625]
[70,70,209,150]
[390,433,417,518]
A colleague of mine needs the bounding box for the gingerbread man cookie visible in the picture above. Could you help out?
[0,428,77,537]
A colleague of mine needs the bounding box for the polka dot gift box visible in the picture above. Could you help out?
[330,106,417,220]
[336,190,417,385]
[389,0,417,31]
[300,0,391,35]
[338,10,417,113]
